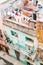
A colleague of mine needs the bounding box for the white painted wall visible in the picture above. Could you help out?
[0,0,7,4]
[38,0,43,2]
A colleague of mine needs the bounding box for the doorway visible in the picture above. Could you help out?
[15,50,20,60]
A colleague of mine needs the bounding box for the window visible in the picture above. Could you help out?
[6,36,10,42]
[25,37,33,42]
[11,30,18,37]
[0,30,3,38]
[6,35,13,44]
[23,17,25,20]
[40,63,43,65]
[25,37,34,50]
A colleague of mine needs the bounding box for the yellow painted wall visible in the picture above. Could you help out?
[36,22,43,44]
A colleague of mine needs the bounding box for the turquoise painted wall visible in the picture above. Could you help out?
[4,25,37,65]
[4,26,31,65]
[4,25,37,50]
[4,26,26,50]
